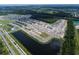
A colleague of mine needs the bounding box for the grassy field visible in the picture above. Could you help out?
[1,30,20,55]
[0,20,15,25]
[0,35,9,55]
[4,33,20,55]
[75,29,79,54]
[0,20,30,55]
[0,20,15,31]
[0,20,22,55]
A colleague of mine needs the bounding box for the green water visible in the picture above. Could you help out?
[73,18,79,26]
[73,21,79,25]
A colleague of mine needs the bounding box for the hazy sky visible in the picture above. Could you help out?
[0,0,79,4]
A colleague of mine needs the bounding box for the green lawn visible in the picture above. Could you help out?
[0,20,15,25]
[0,20,16,32]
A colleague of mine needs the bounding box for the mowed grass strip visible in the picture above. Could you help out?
[75,29,79,54]
[0,20,15,24]
[0,34,9,54]
[2,32,20,55]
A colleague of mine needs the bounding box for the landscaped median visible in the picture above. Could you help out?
[1,30,20,55]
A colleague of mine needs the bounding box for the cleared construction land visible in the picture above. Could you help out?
[11,19,67,44]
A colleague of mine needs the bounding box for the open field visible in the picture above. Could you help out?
[0,20,15,25]
[75,29,79,54]
[0,20,15,31]
[0,19,30,55]
[3,31,20,55]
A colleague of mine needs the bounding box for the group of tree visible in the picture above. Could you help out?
[62,19,76,55]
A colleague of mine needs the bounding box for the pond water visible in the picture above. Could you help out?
[73,21,79,25]
[73,19,79,26]
[12,30,61,55]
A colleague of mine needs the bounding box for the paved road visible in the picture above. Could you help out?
[3,30,27,55]
[0,31,16,55]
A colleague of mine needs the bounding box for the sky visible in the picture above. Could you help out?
[0,0,79,4]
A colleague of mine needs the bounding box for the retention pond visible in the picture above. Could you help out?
[12,30,61,55]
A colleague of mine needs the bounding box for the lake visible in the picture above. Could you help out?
[12,30,61,55]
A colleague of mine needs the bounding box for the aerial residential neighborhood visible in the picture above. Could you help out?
[0,4,79,55]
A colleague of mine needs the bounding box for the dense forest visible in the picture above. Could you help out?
[62,20,76,55]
